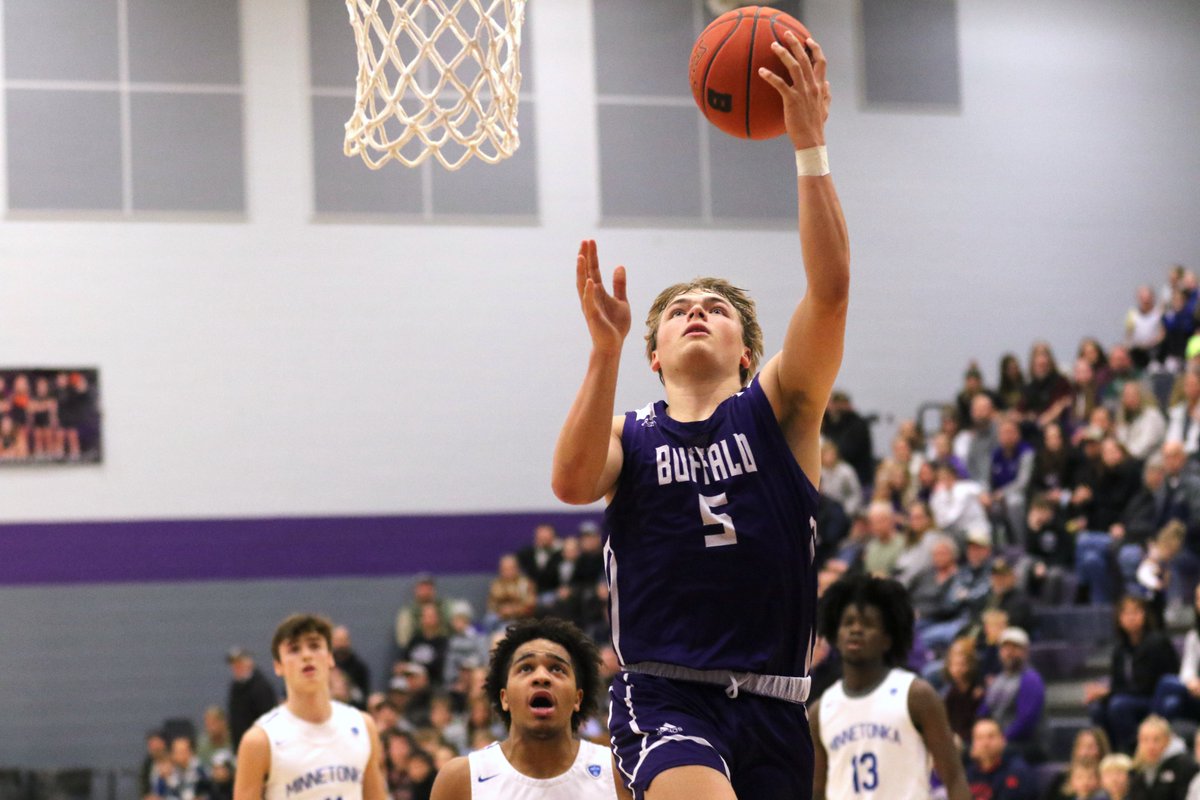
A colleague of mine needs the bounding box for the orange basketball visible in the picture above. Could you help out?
[688,6,811,140]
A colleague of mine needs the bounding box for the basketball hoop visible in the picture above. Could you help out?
[343,0,527,171]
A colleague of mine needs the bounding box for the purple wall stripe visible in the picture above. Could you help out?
[0,511,601,586]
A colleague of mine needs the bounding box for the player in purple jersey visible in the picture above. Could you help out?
[551,31,849,800]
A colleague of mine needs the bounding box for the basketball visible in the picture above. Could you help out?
[689,6,812,140]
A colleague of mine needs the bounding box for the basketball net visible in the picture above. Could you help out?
[343,0,527,171]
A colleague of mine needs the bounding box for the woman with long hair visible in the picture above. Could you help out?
[1020,341,1073,430]
[1084,595,1179,753]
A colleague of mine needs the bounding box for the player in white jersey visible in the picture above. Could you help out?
[233,614,386,800]
[812,575,969,800]
[430,617,631,800]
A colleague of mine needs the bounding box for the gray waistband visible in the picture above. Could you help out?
[622,661,811,705]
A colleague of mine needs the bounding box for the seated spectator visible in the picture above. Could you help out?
[332,625,371,706]
[1078,337,1114,396]
[956,363,1000,432]
[967,394,1002,485]
[1150,583,1200,723]
[400,604,449,689]
[225,647,276,752]
[1028,422,1080,508]
[1106,345,1146,407]
[1019,341,1073,431]
[1100,753,1134,800]
[140,730,168,799]
[1072,438,1144,603]
[194,707,232,770]
[822,389,876,489]
[1116,382,1168,463]
[1129,715,1197,799]
[442,601,487,687]
[1071,358,1105,438]
[1025,494,1074,602]
[1157,441,1200,608]
[976,608,1010,681]
[426,692,468,755]
[485,554,535,630]
[573,522,605,594]
[395,574,453,652]
[966,717,1037,800]
[153,736,211,800]
[516,523,563,611]
[930,461,990,545]
[1160,289,1196,373]
[1064,762,1104,800]
[820,439,863,518]
[1135,520,1186,624]
[960,527,998,620]
[862,501,904,577]
[1127,285,1166,371]
[941,636,984,746]
[998,352,1027,412]
[833,510,870,570]
[893,500,938,590]
[207,753,232,800]
[911,535,971,656]
[1041,728,1113,800]
[1085,595,1180,753]
[929,429,970,479]
[986,418,1035,547]
[1167,369,1200,458]
[979,627,1045,763]
[984,557,1036,636]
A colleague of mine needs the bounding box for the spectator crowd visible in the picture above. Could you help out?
[141,264,1200,800]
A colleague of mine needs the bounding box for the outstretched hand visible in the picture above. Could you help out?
[758,31,830,151]
[576,239,630,355]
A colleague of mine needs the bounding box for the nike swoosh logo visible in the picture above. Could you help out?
[477,775,498,783]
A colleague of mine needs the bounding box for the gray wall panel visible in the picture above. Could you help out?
[709,132,794,222]
[127,0,242,85]
[3,0,119,82]
[129,93,245,212]
[598,105,701,219]
[594,0,695,97]
[5,89,123,211]
[862,0,961,107]
[0,574,491,770]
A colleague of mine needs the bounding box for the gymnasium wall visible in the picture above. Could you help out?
[0,0,1198,770]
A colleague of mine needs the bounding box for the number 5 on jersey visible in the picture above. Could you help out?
[699,493,737,547]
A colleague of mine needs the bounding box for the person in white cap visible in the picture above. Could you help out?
[978,627,1045,762]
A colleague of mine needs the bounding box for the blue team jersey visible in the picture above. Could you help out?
[604,375,821,677]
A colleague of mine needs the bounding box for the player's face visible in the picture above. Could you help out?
[835,603,891,666]
[274,631,335,692]
[500,639,582,737]
[650,291,749,382]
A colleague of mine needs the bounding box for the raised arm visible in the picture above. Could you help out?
[551,240,630,505]
[756,34,851,482]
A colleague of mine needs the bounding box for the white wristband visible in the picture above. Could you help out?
[795,145,829,177]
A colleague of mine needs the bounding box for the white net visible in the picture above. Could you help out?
[343,0,527,171]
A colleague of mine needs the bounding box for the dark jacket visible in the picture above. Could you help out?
[1110,629,1180,697]
[228,668,278,749]
[1129,737,1198,800]
[966,749,1037,800]
[1074,458,1142,531]
[821,408,875,487]
[516,545,563,595]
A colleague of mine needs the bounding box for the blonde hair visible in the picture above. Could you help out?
[1132,715,1172,768]
[644,278,763,386]
[1099,753,1133,774]
[1157,520,1186,552]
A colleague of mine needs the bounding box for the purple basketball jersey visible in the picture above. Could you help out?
[603,375,820,678]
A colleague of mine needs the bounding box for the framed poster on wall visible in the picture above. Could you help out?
[0,368,101,464]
